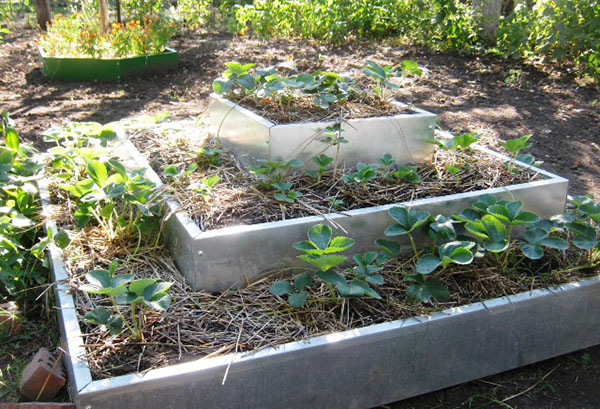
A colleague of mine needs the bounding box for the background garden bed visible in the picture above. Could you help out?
[39,47,178,81]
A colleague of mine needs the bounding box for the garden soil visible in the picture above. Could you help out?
[1,27,600,408]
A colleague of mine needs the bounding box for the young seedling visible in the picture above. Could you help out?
[250,159,303,187]
[377,153,396,180]
[391,165,421,183]
[212,62,256,95]
[272,181,303,203]
[499,134,532,173]
[197,146,224,166]
[189,175,220,199]
[362,60,399,102]
[270,224,361,307]
[434,132,480,151]
[341,162,379,188]
[305,154,333,182]
[327,196,344,209]
[520,227,568,260]
[408,240,474,303]
[384,206,431,257]
[81,262,172,341]
[162,162,198,182]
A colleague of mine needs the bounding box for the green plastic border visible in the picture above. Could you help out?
[39,47,178,81]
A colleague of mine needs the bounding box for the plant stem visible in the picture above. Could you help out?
[408,233,418,259]
[326,282,338,304]
[109,296,136,336]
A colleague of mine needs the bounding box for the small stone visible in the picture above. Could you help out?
[0,302,21,336]
[19,348,66,401]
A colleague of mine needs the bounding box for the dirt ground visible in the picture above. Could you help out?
[2,27,600,408]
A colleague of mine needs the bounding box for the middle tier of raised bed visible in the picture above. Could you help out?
[124,139,568,292]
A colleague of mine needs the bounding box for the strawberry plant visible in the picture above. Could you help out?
[0,111,70,302]
[80,261,172,340]
[59,158,161,241]
[270,224,381,307]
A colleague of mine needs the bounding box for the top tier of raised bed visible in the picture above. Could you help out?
[208,94,437,170]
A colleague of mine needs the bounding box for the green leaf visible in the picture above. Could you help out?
[292,240,318,254]
[270,281,293,296]
[499,134,531,154]
[144,293,172,311]
[416,254,441,274]
[514,211,540,225]
[315,270,347,287]
[521,242,543,259]
[523,228,547,244]
[99,202,114,219]
[237,74,255,90]
[407,276,450,303]
[83,308,111,325]
[375,239,401,258]
[307,224,332,250]
[202,175,220,188]
[129,279,156,296]
[115,292,141,305]
[325,236,355,253]
[288,291,308,307]
[452,132,479,150]
[213,79,234,94]
[299,254,347,271]
[384,224,410,236]
[482,215,506,243]
[87,160,108,188]
[143,282,173,300]
[400,60,422,76]
[53,229,70,249]
[294,272,313,291]
[539,237,568,250]
[446,247,473,265]
[5,128,19,151]
[387,207,430,233]
[84,269,111,289]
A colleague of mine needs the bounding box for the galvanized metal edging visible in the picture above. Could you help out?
[208,93,438,169]
[59,268,600,408]
[41,131,600,408]
[38,179,94,398]
[157,142,569,291]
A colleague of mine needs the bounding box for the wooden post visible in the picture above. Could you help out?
[34,0,51,31]
[99,0,110,34]
[116,0,122,24]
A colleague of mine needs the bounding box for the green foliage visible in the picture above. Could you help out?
[81,261,172,340]
[499,134,532,173]
[341,162,379,186]
[59,158,161,240]
[305,154,333,182]
[224,0,600,81]
[434,132,480,151]
[272,181,302,203]
[0,111,69,303]
[271,224,382,307]
[496,1,600,79]
[197,146,224,166]
[250,158,302,186]
[377,192,600,304]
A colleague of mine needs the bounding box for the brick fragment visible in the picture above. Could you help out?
[0,301,21,336]
[19,348,66,401]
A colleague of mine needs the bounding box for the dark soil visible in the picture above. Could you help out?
[2,25,600,408]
